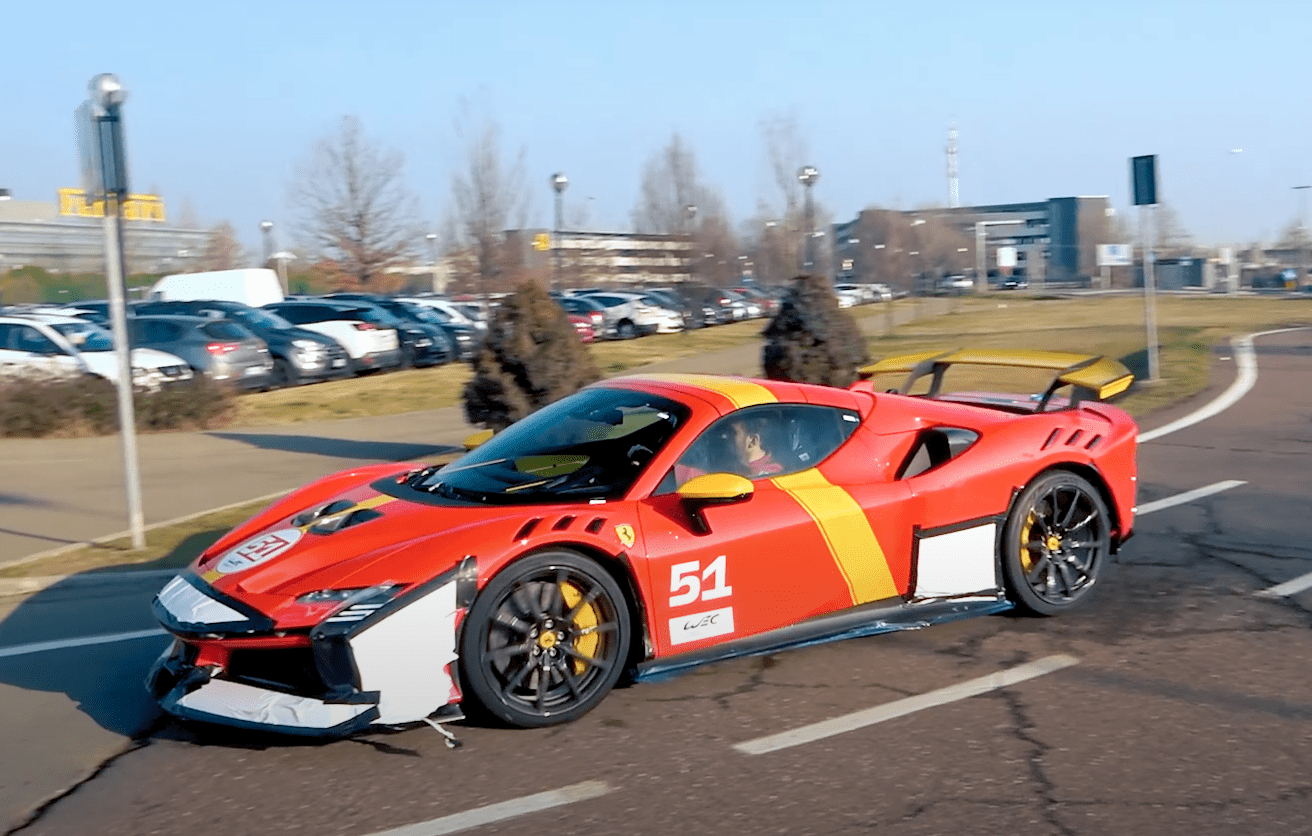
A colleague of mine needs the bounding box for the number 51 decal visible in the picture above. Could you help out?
[669,555,732,607]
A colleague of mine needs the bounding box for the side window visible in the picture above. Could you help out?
[0,323,15,350]
[657,404,860,493]
[273,307,306,325]
[14,326,61,354]
[141,321,180,343]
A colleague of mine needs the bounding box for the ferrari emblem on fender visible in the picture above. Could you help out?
[615,524,635,548]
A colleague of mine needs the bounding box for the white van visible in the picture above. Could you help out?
[148,268,285,307]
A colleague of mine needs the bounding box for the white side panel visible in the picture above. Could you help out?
[349,580,458,725]
[914,523,999,599]
[176,679,370,729]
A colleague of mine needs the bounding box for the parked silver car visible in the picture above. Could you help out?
[129,315,274,389]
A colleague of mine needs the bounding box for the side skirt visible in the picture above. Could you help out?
[632,596,1013,683]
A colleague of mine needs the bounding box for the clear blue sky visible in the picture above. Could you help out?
[6,0,1309,254]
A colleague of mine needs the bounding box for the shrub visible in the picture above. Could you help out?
[463,280,601,430]
[761,274,870,387]
[0,376,236,438]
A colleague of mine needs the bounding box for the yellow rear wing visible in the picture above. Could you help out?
[857,348,1135,409]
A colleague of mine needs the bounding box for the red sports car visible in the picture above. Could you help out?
[149,350,1137,736]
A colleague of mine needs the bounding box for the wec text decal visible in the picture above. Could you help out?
[668,606,735,646]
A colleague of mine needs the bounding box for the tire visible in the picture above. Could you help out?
[1002,471,1110,616]
[272,358,299,388]
[617,320,638,340]
[460,550,631,728]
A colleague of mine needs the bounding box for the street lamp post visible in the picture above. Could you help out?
[798,165,819,273]
[260,220,274,266]
[1295,185,1311,291]
[425,232,439,293]
[685,204,697,283]
[550,172,568,289]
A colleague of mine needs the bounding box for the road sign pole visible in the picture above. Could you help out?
[1140,205,1161,381]
[82,74,145,550]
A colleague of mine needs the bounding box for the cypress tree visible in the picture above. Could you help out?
[463,280,601,430]
[761,274,869,387]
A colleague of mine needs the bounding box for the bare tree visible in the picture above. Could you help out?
[449,105,530,292]
[632,134,738,284]
[632,133,704,235]
[195,221,246,271]
[288,115,418,287]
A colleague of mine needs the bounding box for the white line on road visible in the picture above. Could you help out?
[0,628,167,660]
[361,780,613,836]
[1138,327,1306,443]
[733,654,1079,756]
[1257,571,1312,599]
[1136,480,1246,516]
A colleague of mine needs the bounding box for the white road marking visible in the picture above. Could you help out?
[1138,327,1306,443]
[361,780,613,836]
[1136,480,1246,516]
[733,654,1079,756]
[1257,571,1312,599]
[0,628,167,659]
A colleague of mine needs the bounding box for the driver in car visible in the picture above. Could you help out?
[728,415,784,477]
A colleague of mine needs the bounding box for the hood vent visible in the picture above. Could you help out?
[292,500,355,528]
[552,515,577,531]
[585,517,606,534]
[310,508,384,535]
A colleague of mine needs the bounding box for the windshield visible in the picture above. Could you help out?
[230,308,292,330]
[400,303,448,324]
[411,387,689,504]
[50,321,113,352]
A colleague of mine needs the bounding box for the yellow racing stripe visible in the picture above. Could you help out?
[772,469,898,605]
[632,373,778,409]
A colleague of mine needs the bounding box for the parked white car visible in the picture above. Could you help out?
[398,297,487,334]
[262,300,401,374]
[0,313,193,389]
[572,291,683,338]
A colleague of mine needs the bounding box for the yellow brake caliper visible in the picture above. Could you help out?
[1020,512,1037,573]
[559,581,600,674]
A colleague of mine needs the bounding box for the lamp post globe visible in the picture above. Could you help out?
[89,73,127,110]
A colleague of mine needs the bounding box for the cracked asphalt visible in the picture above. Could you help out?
[3,327,1310,836]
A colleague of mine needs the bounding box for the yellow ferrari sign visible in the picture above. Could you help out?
[615,524,635,548]
[58,188,166,222]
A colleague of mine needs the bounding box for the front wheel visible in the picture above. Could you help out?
[1002,471,1110,616]
[460,551,631,727]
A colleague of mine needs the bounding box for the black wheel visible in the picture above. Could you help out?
[1002,471,1110,616]
[460,551,631,728]
[617,320,638,340]
[272,358,299,388]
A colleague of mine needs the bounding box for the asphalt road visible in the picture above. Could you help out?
[1,322,1309,836]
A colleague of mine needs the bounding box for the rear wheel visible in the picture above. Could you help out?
[460,551,631,727]
[1002,471,1110,616]
[617,320,638,340]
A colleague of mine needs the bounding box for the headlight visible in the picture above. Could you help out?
[415,338,433,347]
[292,339,323,350]
[296,584,402,605]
